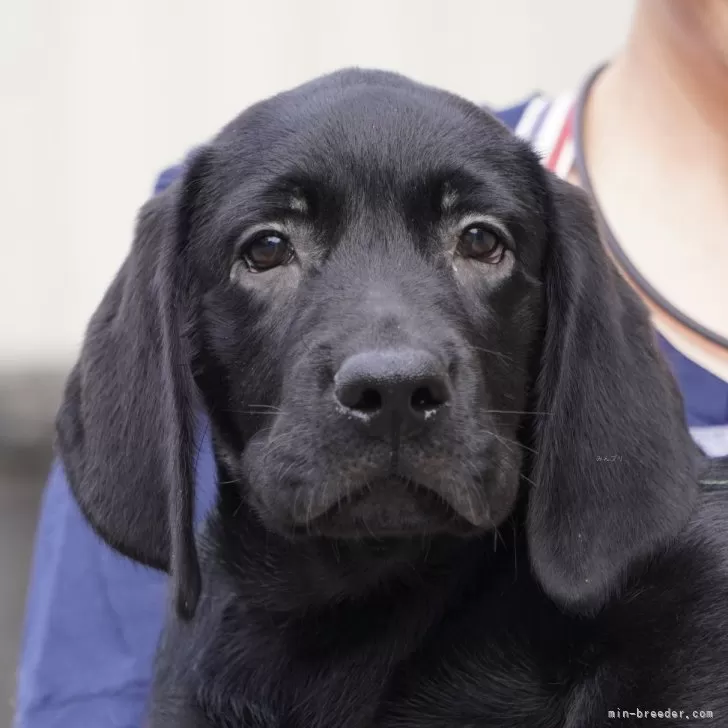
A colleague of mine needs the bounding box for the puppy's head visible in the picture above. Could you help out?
[57,69,698,619]
[207,71,547,543]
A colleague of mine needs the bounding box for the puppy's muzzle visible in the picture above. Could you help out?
[333,348,451,438]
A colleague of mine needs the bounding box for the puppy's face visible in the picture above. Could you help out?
[190,71,549,540]
[59,69,697,615]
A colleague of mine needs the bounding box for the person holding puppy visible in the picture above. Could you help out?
[14,1,728,726]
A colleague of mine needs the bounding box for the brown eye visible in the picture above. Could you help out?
[242,232,293,272]
[458,224,504,263]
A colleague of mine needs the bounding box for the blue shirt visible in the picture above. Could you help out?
[14,100,728,728]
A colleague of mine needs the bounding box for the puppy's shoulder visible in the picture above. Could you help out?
[681,486,728,573]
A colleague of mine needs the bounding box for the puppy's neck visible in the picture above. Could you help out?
[204,474,508,616]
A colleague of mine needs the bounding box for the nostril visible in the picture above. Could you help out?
[353,388,382,413]
[335,380,384,413]
[410,385,446,413]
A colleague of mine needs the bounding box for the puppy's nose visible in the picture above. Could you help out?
[334,349,450,437]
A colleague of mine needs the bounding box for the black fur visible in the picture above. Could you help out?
[57,69,728,726]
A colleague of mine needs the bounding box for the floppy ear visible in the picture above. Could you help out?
[56,151,212,619]
[527,174,699,614]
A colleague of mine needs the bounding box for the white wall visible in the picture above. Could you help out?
[0,0,633,368]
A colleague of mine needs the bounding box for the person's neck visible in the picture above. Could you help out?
[593,1,728,161]
[578,1,728,349]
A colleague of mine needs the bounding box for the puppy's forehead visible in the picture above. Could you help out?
[215,75,532,195]
[287,85,500,166]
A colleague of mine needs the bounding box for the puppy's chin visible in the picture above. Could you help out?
[238,429,521,541]
[293,477,482,540]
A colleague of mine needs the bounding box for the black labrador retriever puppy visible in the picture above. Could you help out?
[57,69,728,726]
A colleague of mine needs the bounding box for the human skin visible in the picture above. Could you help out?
[581,0,728,380]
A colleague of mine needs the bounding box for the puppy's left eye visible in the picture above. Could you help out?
[241,232,293,272]
[457,224,505,263]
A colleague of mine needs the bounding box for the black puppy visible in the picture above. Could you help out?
[57,69,728,727]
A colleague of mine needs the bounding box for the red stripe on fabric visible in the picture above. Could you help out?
[545,106,575,172]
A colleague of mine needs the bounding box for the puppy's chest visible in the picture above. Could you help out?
[373,609,576,728]
[375,653,565,727]
[195,601,574,728]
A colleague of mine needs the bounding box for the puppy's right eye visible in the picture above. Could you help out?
[241,232,294,272]
[457,224,504,263]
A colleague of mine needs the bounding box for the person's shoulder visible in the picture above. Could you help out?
[153,147,208,195]
[154,164,183,194]
[488,93,551,135]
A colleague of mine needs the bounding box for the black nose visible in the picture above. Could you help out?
[333,348,451,437]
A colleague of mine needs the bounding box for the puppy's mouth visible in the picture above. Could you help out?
[296,476,479,539]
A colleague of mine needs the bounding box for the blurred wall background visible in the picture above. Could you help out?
[1,0,634,370]
[0,0,632,723]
